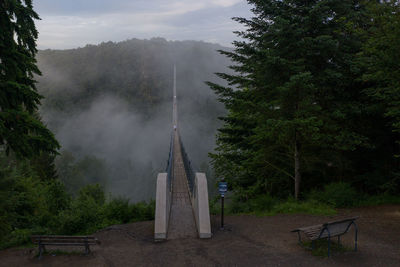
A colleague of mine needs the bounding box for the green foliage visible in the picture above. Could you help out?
[271,199,336,216]
[209,197,220,215]
[130,200,155,222]
[77,184,106,206]
[208,0,373,200]
[1,229,33,250]
[58,191,105,235]
[103,198,155,224]
[225,195,336,216]
[357,194,400,207]
[104,197,132,224]
[0,150,154,249]
[55,151,108,194]
[359,0,400,139]
[45,180,70,215]
[208,0,400,202]
[227,195,276,214]
[0,0,60,158]
[308,182,358,208]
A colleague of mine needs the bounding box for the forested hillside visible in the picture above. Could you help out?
[36,38,230,200]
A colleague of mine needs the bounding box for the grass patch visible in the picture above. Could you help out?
[222,195,337,216]
[357,194,400,207]
[266,199,336,216]
[302,239,352,257]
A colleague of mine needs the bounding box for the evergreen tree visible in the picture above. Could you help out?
[208,0,369,199]
[0,0,59,158]
[360,0,400,150]
[356,0,400,192]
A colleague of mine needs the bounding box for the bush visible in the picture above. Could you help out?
[0,151,155,249]
[308,182,358,208]
[130,200,155,222]
[104,197,132,224]
[226,194,336,216]
[58,194,104,235]
[45,180,70,215]
[227,194,277,214]
[271,199,336,216]
[358,193,400,206]
[77,184,105,206]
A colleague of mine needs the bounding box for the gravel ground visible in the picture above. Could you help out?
[0,204,399,267]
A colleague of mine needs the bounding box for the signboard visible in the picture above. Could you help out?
[218,182,227,197]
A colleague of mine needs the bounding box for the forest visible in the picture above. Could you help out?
[1,0,400,250]
[208,0,400,212]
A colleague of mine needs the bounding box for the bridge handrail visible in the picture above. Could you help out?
[178,133,195,194]
[166,131,174,191]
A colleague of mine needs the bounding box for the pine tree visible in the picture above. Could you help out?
[0,0,59,158]
[356,0,400,192]
[360,0,400,148]
[208,0,369,200]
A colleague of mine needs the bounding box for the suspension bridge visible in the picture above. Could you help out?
[154,66,211,240]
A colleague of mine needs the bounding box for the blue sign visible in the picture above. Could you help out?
[219,182,227,197]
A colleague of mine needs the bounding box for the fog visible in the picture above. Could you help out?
[36,38,231,202]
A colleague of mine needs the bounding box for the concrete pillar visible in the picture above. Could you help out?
[191,173,212,238]
[154,173,171,240]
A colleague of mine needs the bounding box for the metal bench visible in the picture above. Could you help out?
[31,235,100,259]
[291,217,358,256]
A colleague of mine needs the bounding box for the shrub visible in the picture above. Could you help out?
[77,184,105,206]
[0,229,32,249]
[104,197,132,223]
[227,194,276,214]
[130,200,155,222]
[272,199,336,216]
[58,195,104,235]
[45,180,70,214]
[308,182,358,208]
[358,193,400,206]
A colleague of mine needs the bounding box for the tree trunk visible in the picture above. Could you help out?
[294,133,301,200]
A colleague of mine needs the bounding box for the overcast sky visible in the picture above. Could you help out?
[34,0,253,49]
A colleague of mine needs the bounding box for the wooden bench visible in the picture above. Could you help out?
[31,235,100,259]
[291,217,358,256]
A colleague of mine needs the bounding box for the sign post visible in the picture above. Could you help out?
[218,179,227,230]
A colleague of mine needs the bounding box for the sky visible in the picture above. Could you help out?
[34,0,253,50]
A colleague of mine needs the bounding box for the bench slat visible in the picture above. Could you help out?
[34,239,96,244]
[34,243,96,246]
[31,235,99,245]
[31,235,96,239]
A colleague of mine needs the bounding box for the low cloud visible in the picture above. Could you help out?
[35,0,251,49]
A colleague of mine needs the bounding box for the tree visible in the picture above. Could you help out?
[208,0,369,200]
[0,0,59,158]
[360,0,400,149]
[356,0,400,192]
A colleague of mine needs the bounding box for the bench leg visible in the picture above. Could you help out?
[337,235,341,246]
[328,236,331,257]
[85,244,90,255]
[297,232,302,245]
[38,244,45,259]
[354,224,358,252]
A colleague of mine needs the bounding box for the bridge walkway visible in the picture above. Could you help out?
[167,132,197,239]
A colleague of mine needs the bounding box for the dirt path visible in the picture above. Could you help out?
[1,205,399,266]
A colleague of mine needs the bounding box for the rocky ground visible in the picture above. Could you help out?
[0,204,399,266]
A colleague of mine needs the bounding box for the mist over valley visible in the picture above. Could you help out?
[36,38,231,201]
